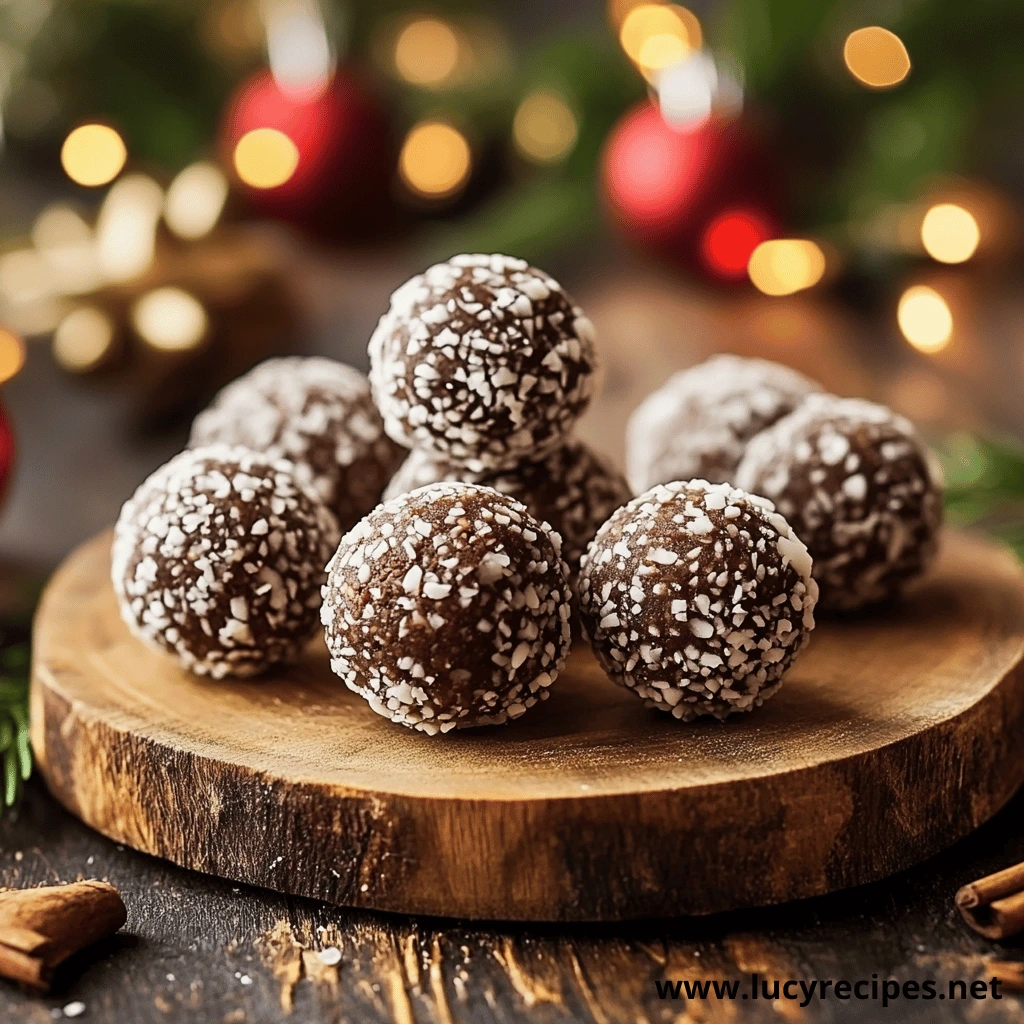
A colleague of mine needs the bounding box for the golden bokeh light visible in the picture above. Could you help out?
[920,203,980,264]
[620,5,701,76]
[132,287,209,352]
[394,18,460,87]
[513,90,578,165]
[32,204,101,296]
[60,124,127,187]
[53,307,115,372]
[898,285,952,354]
[96,174,164,284]
[165,162,230,239]
[233,128,300,189]
[748,239,827,296]
[399,121,472,200]
[0,328,25,385]
[843,27,911,89]
[0,250,52,305]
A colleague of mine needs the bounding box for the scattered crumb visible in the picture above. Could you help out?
[62,1002,86,1018]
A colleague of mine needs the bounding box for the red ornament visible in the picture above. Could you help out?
[0,401,14,508]
[602,102,780,282]
[221,67,395,239]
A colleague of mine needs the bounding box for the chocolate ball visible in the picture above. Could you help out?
[579,480,817,721]
[368,254,598,473]
[321,482,572,734]
[112,445,340,678]
[190,356,404,532]
[383,440,632,569]
[626,355,821,492]
[735,394,943,611]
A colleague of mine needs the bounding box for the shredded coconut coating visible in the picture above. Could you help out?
[383,440,632,570]
[320,483,573,734]
[189,357,405,532]
[112,445,340,678]
[368,254,598,473]
[735,395,944,611]
[578,480,818,721]
[626,355,821,492]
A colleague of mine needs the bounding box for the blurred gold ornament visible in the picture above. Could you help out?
[844,27,910,89]
[61,125,127,187]
[399,121,471,200]
[513,90,578,165]
[233,128,299,189]
[898,285,952,353]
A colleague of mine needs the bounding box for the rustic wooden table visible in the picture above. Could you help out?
[1,777,1024,1022]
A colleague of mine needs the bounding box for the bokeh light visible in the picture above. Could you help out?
[164,162,230,239]
[619,5,701,78]
[96,174,164,283]
[0,250,52,305]
[0,329,25,385]
[843,27,911,89]
[898,285,952,353]
[394,18,460,87]
[265,0,334,100]
[132,288,209,352]
[399,120,472,200]
[52,307,115,372]
[32,204,101,296]
[513,90,578,164]
[701,209,774,280]
[920,203,980,264]
[748,239,827,296]
[233,128,300,189]
[61,124,127,187]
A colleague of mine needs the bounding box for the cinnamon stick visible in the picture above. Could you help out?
[0,881,127,990]
[956,862,1024,939]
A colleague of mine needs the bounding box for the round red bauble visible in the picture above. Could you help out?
[602,102,781,282]
[221,67,395,239]
[0,400,14,509]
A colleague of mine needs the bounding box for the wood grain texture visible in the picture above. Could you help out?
[29,529,1024,922]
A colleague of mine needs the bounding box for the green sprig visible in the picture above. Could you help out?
[0,641,30,811]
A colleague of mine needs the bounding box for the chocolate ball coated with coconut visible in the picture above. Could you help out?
[384,440,632,570]
[321,483,573,734]
[112,446,340,678]
[190,357,405,533]
[735,395,943,611]
[626,355,821,492]
[578,480,817,721]
[368,254,598,474]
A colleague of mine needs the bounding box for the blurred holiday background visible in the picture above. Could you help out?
[0,0,1022,780]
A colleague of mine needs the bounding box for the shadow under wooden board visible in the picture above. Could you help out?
[29,529,1024,923]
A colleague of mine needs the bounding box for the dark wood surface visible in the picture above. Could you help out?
[30,529,1024,925]
[3,776,1024,1022]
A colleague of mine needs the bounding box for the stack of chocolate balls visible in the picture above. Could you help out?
[370,253,631,570]
[109,253,944,735]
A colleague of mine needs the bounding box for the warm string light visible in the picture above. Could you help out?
[52,307,115,372]
[748,239,827,296]
[394,18,461,87]
[164,163,230,239]
[898,285,952,353]
[920,203,980,264]
[95,174,164,283]
[61,124,127,187]
[132,287,209,352]
[843,27,911,89]
[233,127,300,188]
[619,4,701,79]
[0,329,25,385]
[399,120,472,200]
[513,90,578,164]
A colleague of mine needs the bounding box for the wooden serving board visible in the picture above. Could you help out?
[29,529,1024,922]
